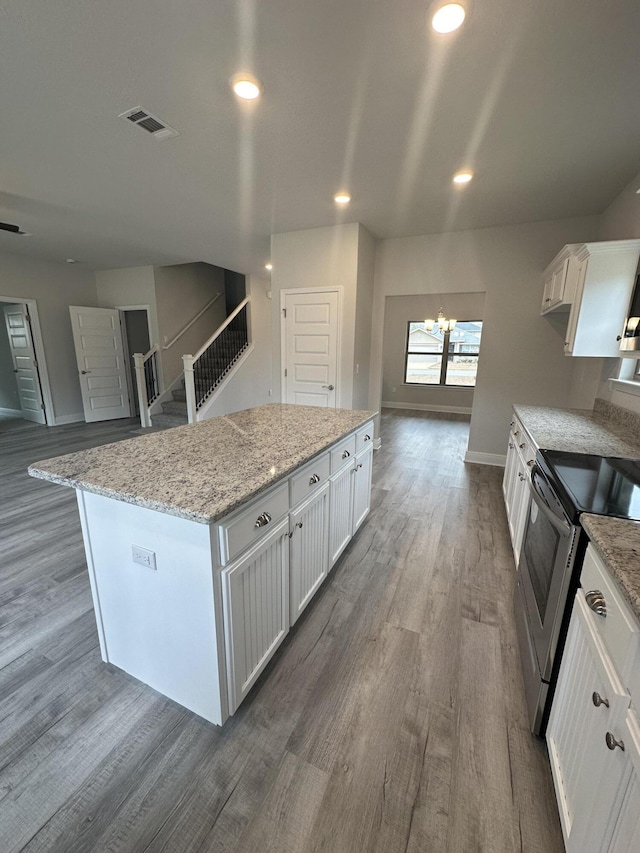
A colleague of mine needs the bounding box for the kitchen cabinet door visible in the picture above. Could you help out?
[329,460,355,567]
[352,443,373,533]
[606,709,640,853]
[221,517,290,715]
[289,482,330,625]
[547,591,630,852]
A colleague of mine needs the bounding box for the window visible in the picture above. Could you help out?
[404,320,483,387]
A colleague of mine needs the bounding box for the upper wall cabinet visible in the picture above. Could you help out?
[542,241,640,357]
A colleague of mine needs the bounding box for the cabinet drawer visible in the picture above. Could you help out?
[355,421,374,453]
[290,452,330,508]
[330,434,356,472]
[581,544,639,678]
[218,481,289,566]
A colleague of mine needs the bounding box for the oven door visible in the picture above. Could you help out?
[518,466,579,682]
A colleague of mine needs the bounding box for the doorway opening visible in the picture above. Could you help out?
[120,308,151,416]
[0,296,52,428]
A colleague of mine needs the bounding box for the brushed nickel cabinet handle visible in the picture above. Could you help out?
[309,474,321,485]
[519,442,526,450]
[585,590,607,617]
[508,442,515,449]
[605,732,625,752]
[592,691,610,709]
[527,459,535,467]
[254,511,272,528]
[288,521,303,539]
[364,434,371,441]
[514,430,520,437]
[342,450,350,459]
[357,463,363,470]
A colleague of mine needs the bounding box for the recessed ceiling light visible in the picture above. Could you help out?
[334,193,351,205]
[265,263,273,271]
[230,73,263,100]
[432,3,466,34]
[453,171,473,184]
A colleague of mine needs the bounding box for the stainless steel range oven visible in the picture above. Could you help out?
[515,449,640,736]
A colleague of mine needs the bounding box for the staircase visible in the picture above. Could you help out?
[151,323,249,428]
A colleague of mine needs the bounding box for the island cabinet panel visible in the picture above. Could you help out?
[352,443,373,533]
[608,711,640,852]
[218,481,289,566]
[221,517,290,715]
[289,482,330,625]
[329,461,355,567]
[289,451,330,508]
[77,490,226,725]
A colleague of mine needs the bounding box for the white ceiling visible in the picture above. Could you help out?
[1,0,639,275]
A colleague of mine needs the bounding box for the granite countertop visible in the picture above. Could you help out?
[582,515,640,621]
[513,403,640,458]
[28,404,376,524]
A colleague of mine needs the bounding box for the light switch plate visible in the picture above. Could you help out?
[132,545,157,570]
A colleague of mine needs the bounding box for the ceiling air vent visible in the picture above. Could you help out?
[118,106,180,141]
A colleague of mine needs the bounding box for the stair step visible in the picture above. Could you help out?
[172,388,187,402]
[151,412,188,429]
[162,400,188,416]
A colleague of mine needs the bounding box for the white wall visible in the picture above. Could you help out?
[382,292,486,413]
[271,222,374,410]
[0,249,98,421]
[154,263,226,387]
[369,216,600,459]
[200,276,272,417]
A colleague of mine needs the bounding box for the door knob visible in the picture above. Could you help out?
[80,370,92,375]
[322,384,334,390]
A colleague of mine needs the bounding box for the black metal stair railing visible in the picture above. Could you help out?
[192,301,249,409]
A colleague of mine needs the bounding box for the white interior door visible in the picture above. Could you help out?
[3,304,46,424]
[69,306,131,422]
[283,290,339,407]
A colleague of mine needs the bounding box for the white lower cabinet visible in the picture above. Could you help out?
[502,414,535,565]
[221,516,290,715]
[547,545,640,852]
[329,461,355,567]
[353,444,373,532]
[289,482,330,625]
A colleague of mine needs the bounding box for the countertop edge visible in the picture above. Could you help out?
[581,514,640,622]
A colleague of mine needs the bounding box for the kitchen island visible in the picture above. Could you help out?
[29,404,376,725]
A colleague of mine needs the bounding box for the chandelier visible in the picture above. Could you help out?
[425,308,456,334]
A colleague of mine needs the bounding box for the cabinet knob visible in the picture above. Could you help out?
[519,442,526,450]
[357,463,363,470]
[564,341,569,346]
[545,297,551,303]
[527,459,535,467]
[364,434,371,441]
[254,511,272,528]
[592,691,610,709]
[510,420,515,427]
[518,472,525,481]
[585,590,607,617]
[508,442,515,449]
[288,520,303,538]
[616,335,622,342]
[309,473,321,485]
[605,732,625,752]
[342,450,350,459]
[514,430,520,437]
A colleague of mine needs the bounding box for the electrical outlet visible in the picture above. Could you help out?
[356,363,360,374]
[132,545,157,570]
[268,389,272,396]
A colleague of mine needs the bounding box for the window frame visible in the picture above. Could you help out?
[404,319,482,388]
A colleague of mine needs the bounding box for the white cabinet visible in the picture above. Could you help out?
[221,517,290,715]
[547,545,640,852]
[502,414,535,565]
[353,443,373,532]
[541,241,640,357]
[289,482,330,625]
[542,246,579,314]
[329,461,354,567]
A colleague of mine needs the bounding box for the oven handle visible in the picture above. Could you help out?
[529,467,571,535]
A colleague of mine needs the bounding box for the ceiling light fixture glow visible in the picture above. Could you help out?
[231,73,263,100]
[432,3,466,34]
[453,171,473,184]
[334,193,351,205]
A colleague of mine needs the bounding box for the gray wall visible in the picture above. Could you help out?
[369,215,600,459]
[382,292,486,412]
[353,225,375,410]
[0,306,20,411]
[0,249,98,421]
[154,262,226,386]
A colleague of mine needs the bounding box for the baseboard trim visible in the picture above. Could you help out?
[464,451,506,467]
[0,406,21,416]
[53,412,85,425]
[382,401,472,416]
[373,437,382,450]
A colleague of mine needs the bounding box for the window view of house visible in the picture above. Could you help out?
[404,320,483,386]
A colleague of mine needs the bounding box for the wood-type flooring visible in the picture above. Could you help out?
[0,410,565,852]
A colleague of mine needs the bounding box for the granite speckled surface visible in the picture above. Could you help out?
[582,514,640,621]
[513,403,640,457]
[28,404,376,524]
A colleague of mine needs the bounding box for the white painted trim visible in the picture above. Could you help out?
[0,295,54,426]
[0,406,22,416]
[280,287,343,407]
[609,378,640,397]
[52,412,85,425]
[373,437,382,450]
[149,369,185,416]
[464,451,506,467]
[382,401,472,415]
[196,343,255,421]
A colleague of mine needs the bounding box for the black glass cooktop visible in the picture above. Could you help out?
[538,450,640,521]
